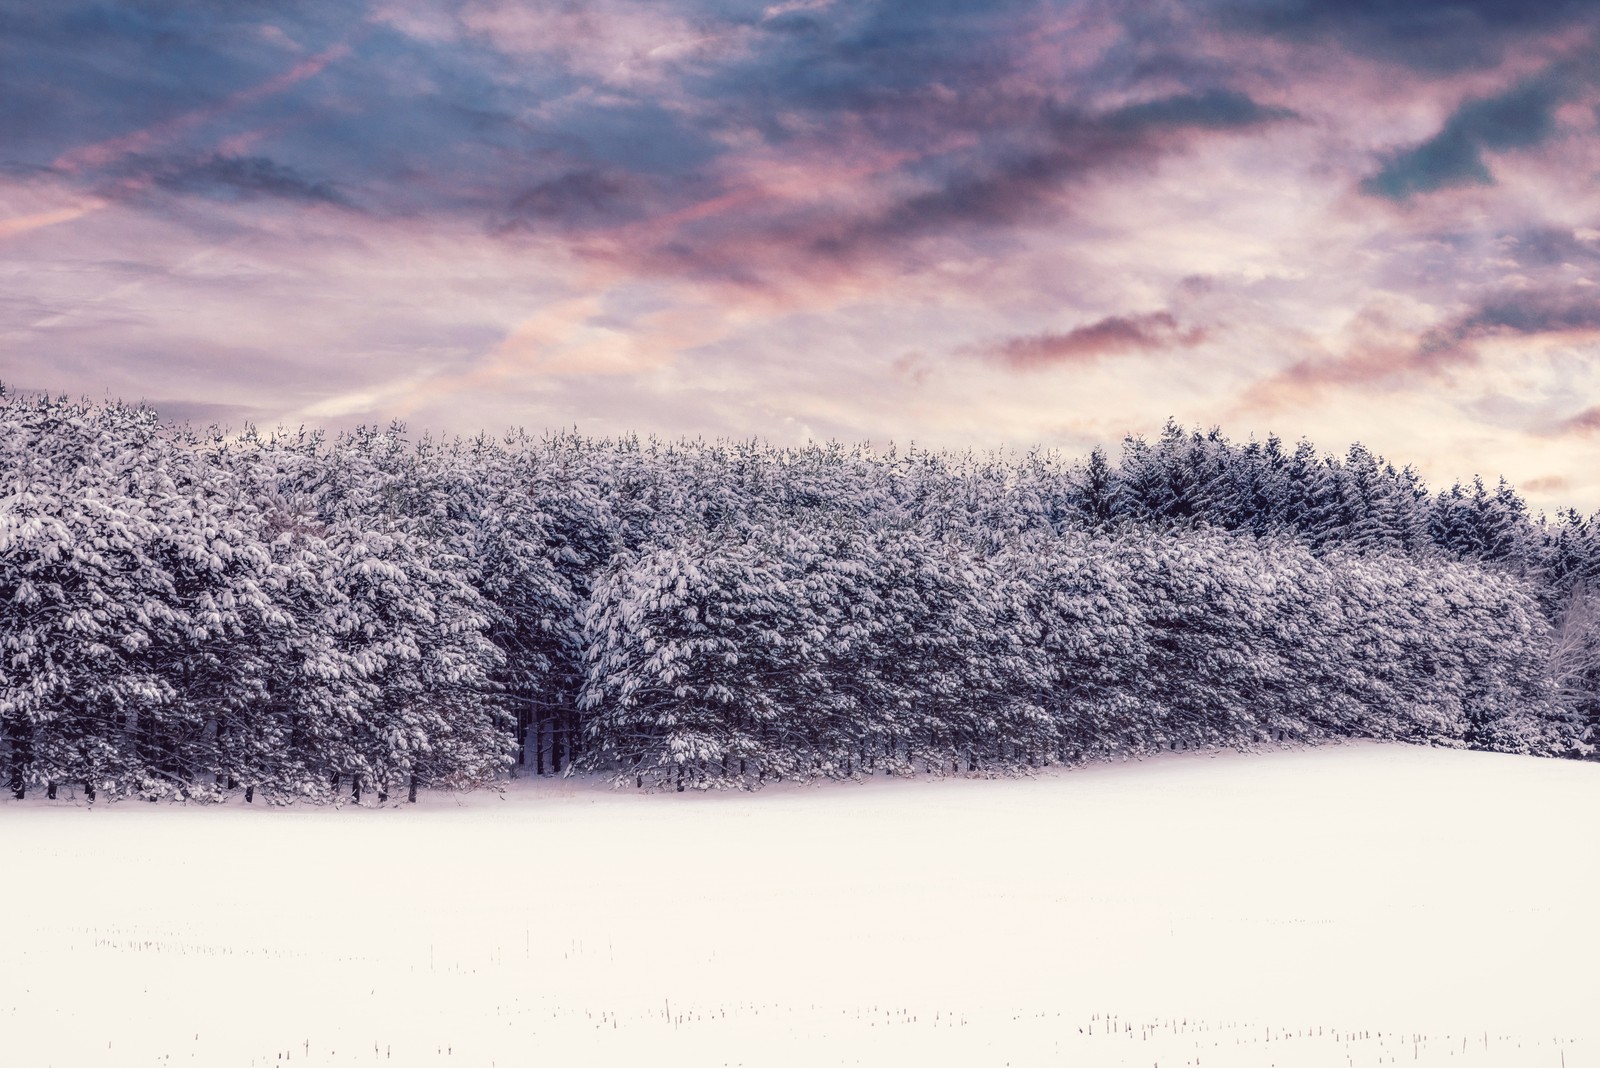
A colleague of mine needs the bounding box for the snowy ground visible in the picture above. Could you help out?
[1,741,1595,1068]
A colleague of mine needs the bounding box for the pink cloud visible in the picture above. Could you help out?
[0,202,104,240]
[983,313,1207,371]
[1546,406,1600,437]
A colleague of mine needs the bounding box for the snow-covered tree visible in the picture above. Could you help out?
[3,392,1592,806]
[578,526,827,789]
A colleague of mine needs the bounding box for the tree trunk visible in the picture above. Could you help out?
[163,725,182,784]
[245,785,254,803]
[85,782,95,803]
[535,718,545,775]
[516,706,528,766]
[46,781,56,800]
[551,723,564,776]
[134,713,155,780]
[7,720,27,799]
[408,774,419,803]
[352,774,362,803]
[214,712,228,784]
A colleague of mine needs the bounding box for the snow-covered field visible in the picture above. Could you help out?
[2,741,1595,1068]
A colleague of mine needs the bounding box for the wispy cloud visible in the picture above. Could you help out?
[0,201,105,240]
[52,41,355,174]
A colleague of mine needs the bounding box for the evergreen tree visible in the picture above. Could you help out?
[1068,446,1121,530]
[2,393,1592,804]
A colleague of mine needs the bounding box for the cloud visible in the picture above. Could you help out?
[458,0,752,87]
[1103,89,1297,132]
[1213,0,1599,72]
[0,201,104,239]
[1253,287,1600,404]
[1547,407,1600,437]
[471,94,1299,296]
[151,153,352,206]
[1509,226,1600,267]
[783,90,1297,268]
[51,41,355,174]
[983,312,1207,370]
[1521,473,1575,492]
[494,169,642,232]
[1361,73,1573,200]
[1258,349,1421,402]
[5,3,1300,295]
[1423,289,1600,356]
[703,0,1040,129]
[559,88,1295,296]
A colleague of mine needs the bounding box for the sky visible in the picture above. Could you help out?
[2,0,1598,510]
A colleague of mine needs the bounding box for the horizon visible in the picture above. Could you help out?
[5,381,1592,517]
[9,382,1587,518]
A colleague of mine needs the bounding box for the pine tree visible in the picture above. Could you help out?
[2,394,1589,804]
[1069,446,1122,530]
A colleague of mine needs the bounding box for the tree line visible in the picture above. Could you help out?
[1,390,1594,801]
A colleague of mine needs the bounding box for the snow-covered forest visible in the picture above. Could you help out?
[2,386,1596,803]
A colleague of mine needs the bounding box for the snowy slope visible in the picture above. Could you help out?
[1,741,1595,1068]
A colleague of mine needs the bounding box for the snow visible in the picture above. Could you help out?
[2,741,1596,1068]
